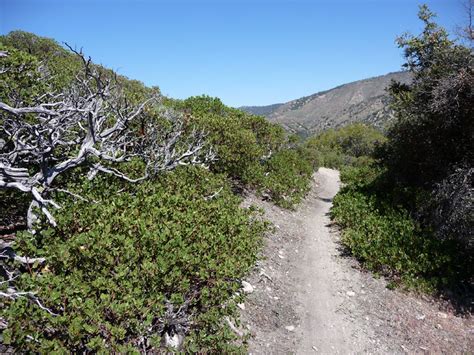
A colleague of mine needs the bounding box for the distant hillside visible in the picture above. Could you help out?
[239,103,284,117]
[240,71,411,136]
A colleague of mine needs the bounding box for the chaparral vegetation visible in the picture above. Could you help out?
[0,3,472,353]
[330,6,473,305]
[0,31,316,352]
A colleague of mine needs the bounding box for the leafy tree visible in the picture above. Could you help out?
[382,5,473,251]
[383,5,473,187]
[332,7,474,297]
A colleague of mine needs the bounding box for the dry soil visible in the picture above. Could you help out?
[240,168,473,354]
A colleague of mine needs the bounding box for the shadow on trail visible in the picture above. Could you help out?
[318,196,333,203]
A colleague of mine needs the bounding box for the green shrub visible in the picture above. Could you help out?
[0,32,318,353]
[261,148,314,208]
[306,123,385,169]
[1,167,267,352]
[172,95,317,208]
[174,96,286,182]
[1,31,153,104]
[339,163,382,190]
[332,164,470,290]
[0,44,46,106]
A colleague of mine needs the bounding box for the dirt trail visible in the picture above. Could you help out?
[240,168,473,354]
[295,167,375,354]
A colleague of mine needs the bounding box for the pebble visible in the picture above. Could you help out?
[242,281,254,294]
[346,291,356,297]
[285,325,295,332]
[437,312,448,319]
[237,303,245,310]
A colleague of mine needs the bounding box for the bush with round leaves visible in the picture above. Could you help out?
[260,148,314,208]
[332,164,472,291]
[1,166,267,352]
[171,95,317,208]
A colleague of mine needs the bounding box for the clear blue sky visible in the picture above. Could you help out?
[0,0,463,107]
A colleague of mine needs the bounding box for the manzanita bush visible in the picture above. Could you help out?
[0,31,317,353]
[174,95,316,208]
[2,166,267,352]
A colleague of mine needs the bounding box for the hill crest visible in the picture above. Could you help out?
[240,71,411,136]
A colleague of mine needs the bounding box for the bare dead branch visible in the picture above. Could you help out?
[0,102,60,117]
[204,187,223,201]
[0,289,57,316]
[0,49,215,230]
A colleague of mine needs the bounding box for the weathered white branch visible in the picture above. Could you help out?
[0,288,57,316]
[0,102,60,117]
[0,260,55,315]
[0,48,215,230]
[91,164,148,183]
[0,250,46,265]
[204,187,223,201]
[53,188,92,203]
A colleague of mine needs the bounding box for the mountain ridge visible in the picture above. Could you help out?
[240,71,411,136]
